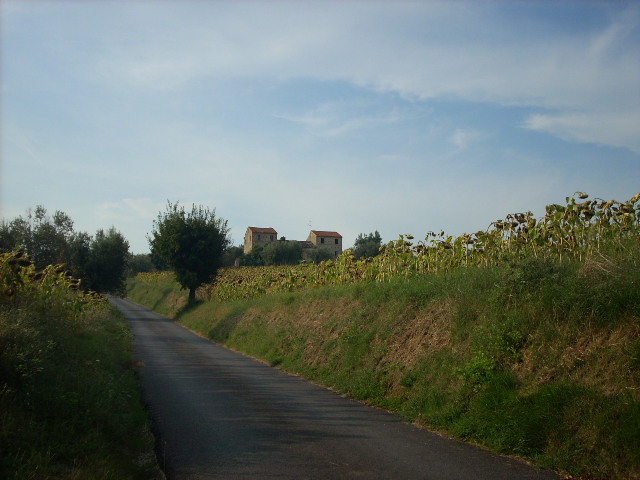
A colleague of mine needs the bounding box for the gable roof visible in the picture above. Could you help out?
[310,230,342,238]
[247,227,277,234]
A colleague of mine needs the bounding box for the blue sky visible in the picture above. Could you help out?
[2,1,639,254]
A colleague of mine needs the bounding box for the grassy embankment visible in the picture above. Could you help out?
[128,193,639,480]
[128,250,639,480]
[0,252,162,480]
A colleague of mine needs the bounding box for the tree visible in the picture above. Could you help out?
[306,246,334,264]
[240,245,265,266]
[128,253,155,276]
[261,240,302,266]
[149,202,230,303]
[3,206,75,269]
[353,231,383,259]
[221,245,244,267]
[0,206,132,294]
[0,221,18,253]
[85,228,130,294]
[66,231,92,283]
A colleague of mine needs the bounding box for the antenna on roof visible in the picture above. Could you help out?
[308,220,312,229]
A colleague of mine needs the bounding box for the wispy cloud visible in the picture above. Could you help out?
[525,111,640,154]
[3,1,639,253]
[273,101,404,137]
[448,128,482,153]
[90,2,638,152]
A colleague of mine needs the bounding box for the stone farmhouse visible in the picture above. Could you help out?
[243,227,278,254]
[244,227,343,259]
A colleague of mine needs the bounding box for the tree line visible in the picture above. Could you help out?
[1,202,384,301]
[221,230,383,267]
[0,206,130,294]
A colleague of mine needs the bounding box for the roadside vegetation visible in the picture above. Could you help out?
[0,251,161,479]
[128,192,640,480]
[0,206,130,295]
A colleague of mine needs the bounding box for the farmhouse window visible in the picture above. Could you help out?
[321,238,325,244]
[335,239,338,244]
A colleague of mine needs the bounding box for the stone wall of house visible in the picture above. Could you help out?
[307,231,343,258]
[243,228,278,254]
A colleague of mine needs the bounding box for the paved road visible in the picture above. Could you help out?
[111,297,560,480]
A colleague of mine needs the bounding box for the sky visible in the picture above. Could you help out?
[1,0,639,254]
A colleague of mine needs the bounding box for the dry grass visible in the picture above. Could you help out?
[511,320,640,399]
[382,299,453,369]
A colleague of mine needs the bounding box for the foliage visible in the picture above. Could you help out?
[352,230,383,259]
[128,253,155,276]
[238,242,331,266]
[305,246,334,264]
[0,206,75,270]
[1,206,131,293]
[129,191,640,479]
[85,227,130,294]
[0,251,160,479]
[128,242,640,480]
[133,191,640,307]
[221,245,244,267]
[261,240,303,265]
[198,266,289,302]
[240,244,265,266]
[191,192,640,302]
[149,202,231,302]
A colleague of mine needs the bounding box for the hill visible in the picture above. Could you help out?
[127,241,639,480]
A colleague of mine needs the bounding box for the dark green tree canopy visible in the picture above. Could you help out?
[261,240,303,266]
[128,253,155,276]
[306,246,334,264]
[353,231,383,259]
[1,206,130,294]
[240,245,265,266]
[221,245,244,267]
[149,202,230,302]
[85,228,130,295]
[1,206,75,269]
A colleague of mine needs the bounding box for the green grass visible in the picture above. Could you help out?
[1,289,161,479]
[128,242,640,480]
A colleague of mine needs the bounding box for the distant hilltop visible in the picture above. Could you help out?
[243,227,343,259]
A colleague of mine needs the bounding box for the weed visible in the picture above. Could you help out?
[1,252,160,479]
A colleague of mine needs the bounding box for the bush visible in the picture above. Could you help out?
[0,251,160,479]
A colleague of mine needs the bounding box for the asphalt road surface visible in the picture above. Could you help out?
[111,297,560,480]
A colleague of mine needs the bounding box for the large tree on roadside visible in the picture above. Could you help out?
[149,202,230,303]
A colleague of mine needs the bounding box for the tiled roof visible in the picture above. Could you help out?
[297,241,315,248]
[247,227,278,234]
[311,230,342,238]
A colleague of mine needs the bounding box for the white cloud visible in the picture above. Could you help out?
[89,2,639,152]
[448,128,481,153]
[273,101,404,137]
[525,111,640,154]
[4,1,640,254]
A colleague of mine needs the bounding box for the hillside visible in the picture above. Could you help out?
[127,242,640,480]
